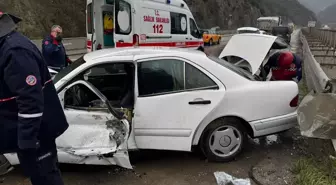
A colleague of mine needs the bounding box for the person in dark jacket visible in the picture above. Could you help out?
[0,12,69,185]
[42,25,71,72]
[262,51,302,83]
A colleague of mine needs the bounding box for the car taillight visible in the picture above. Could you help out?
[133,34,139,46]
[87,40,92,49]
[290,95,299,107]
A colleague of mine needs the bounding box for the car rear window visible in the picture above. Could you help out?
[208,56,256,81]
[272,27,290,35]
[238,30,259,34]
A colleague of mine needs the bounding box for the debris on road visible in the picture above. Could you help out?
[297,92,336,140]
[214,172,251,185]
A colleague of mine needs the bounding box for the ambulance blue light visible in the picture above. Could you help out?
[167,0,171,4]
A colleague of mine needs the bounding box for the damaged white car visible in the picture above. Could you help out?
[4,47,299,169]
[219,33,290,81]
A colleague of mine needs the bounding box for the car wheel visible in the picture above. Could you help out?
[209,39,213,46]
[202,118,247,162]
[217,38,221,44]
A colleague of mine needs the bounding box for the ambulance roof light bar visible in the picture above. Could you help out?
[166,0,184,8]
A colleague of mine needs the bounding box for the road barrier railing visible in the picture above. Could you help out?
[305,28,336,49]
[300,29,332,93]
[299,29,336,152]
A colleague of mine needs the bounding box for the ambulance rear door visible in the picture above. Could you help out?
[114,0,134,47]
[139,1,172,47]
[92,0,105,50]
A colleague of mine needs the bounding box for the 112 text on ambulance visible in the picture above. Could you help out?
[143,9,170,34]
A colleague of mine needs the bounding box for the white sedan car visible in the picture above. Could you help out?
[5,47,299,169]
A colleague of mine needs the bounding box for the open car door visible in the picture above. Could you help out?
[4,80,133,169]
[57,80,132,168]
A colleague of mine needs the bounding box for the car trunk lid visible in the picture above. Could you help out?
[219,34,277,75]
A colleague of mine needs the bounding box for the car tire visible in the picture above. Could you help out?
[209,39,213,46]
[217,38,221,44]
[201,118,247,162]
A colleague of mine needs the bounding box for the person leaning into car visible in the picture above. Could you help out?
[262,51,302,83]
[0,12,68,185]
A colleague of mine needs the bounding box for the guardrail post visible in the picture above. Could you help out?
[329,31,332,47]
[318,29,322,41]
[332,31,336,50]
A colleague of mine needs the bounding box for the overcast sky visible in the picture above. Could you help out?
[298,0,335,14]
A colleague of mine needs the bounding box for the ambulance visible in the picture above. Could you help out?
[86,0,204,52]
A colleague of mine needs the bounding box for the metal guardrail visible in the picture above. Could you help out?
[299,29,336,152]
[217,30,236,35]
[307,28,336,49]
[300,30,331,93]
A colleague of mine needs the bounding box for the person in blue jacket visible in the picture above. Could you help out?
[42,25,72,72]
[0,12,68,185]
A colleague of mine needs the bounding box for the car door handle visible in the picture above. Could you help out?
[189,99,211,105]
[118,40,124,43]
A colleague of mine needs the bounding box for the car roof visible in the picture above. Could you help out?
[237,27,260,31]
[257,17,280,21]
[83,47,206,62]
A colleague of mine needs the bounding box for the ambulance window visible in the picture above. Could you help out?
[87,3,93,34]
[190,18,201,39]
[115,0,132,35]
[170,12,187,35]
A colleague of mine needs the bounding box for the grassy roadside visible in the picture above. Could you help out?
[292,157,336,185]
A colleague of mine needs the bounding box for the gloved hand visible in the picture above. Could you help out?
[55,35,62,42]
